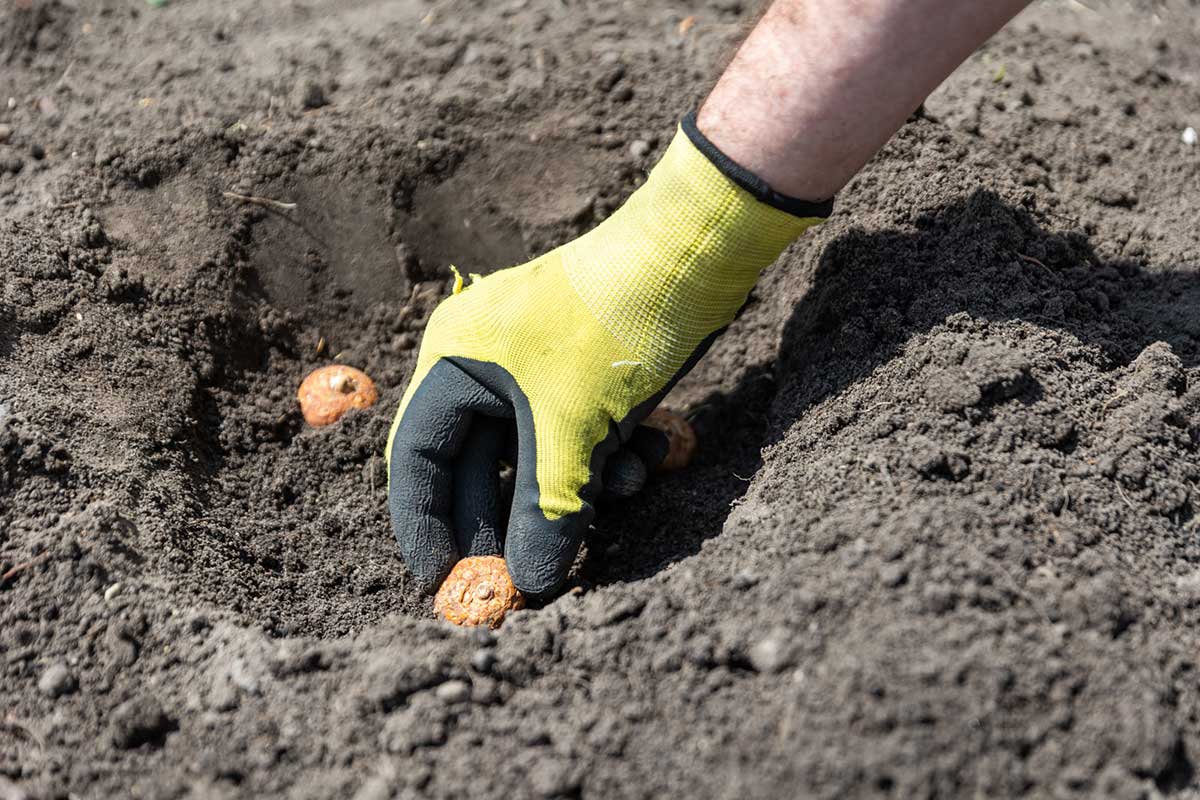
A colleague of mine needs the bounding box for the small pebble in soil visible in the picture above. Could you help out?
[109,695,175,749]
[296,79,329,110]
[611,85,634,103]
[530,759,580,798]
[353,775,394,800]
[0,124,11,143]
[1183,127,1197,146]
[880,562,909,588]
[38,663,77,698]
[748,631,793,674]
[556,193,594,225]
[470,649,496,674]
[596,63,625,92]
[629,139,651,158]
[471,678,500,705]
[434,679,471,704]
[731,569,759,591]
[104,582,123,602]
[206,675,239,712]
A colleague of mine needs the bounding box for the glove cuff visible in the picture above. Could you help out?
[680,111,834,219]
[560,115,830,382]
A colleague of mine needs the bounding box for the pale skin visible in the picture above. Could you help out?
[699,0,1034,201]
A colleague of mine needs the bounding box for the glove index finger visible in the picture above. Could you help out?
[445,358,616,600]
[452,414,509,558]
[388,358,509,593]
[504,423,620,601]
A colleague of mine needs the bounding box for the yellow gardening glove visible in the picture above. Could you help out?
[387,113,830,599]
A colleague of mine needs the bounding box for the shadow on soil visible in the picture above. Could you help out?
[586,189,1200,587]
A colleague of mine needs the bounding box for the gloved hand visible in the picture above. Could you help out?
[387,113,830,599]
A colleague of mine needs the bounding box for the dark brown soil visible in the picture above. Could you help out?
[2,1,1200,798]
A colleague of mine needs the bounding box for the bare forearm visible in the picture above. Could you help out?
[698,0,1032,200]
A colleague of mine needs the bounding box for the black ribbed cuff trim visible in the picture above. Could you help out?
[681,111,834,219]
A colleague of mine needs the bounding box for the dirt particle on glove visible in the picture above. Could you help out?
[297,365,378,427]
[644,408,697,471]
[434,556,524,629]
